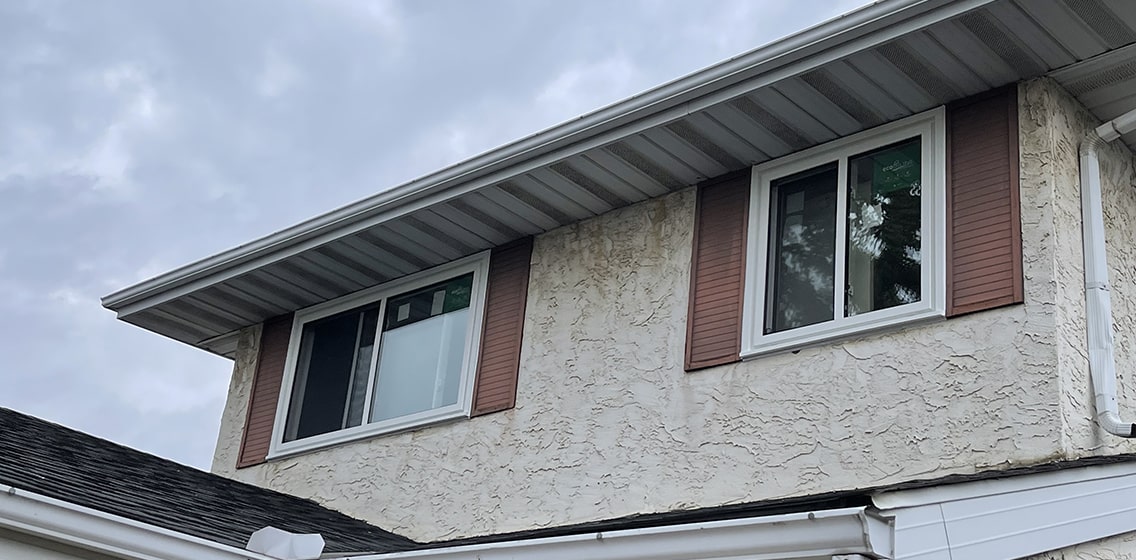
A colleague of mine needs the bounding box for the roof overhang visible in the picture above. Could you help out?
[101,0,1136,357]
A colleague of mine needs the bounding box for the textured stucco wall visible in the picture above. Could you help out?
[209,80,1136,541]
[1019,78,1136,456]
[211,323,261,473]
[1025,530,1136,560]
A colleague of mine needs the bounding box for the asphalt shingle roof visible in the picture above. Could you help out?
[0,407,418,554]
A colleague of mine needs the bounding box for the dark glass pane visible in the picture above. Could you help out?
[766,164,838,333]
[845,137,922,316]
[384,273,474,331]
[344,308,380,428]
[285,313,358,441]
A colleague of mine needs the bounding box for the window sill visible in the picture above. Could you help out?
[265,405,468,461]
[740,305,944,359]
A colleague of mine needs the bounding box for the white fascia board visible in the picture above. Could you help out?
[101,0,995,319]
[875,460,1136,560]
[0,484,277,560]
[872,459,1136,510]
[333,507,892,560]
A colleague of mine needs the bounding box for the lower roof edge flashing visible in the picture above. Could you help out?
[336,506,892,560]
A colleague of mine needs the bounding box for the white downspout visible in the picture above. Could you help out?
[1080,106,1136,437]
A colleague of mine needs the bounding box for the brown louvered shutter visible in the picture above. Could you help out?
[946,87,1023,316]
[471,238,533,416]
[685,171,750,372]
[237,313,293,468]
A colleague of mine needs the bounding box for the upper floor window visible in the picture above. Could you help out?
[271,253,490,457]
[741,109,946,356]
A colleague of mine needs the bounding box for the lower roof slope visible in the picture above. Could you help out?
[0,407,418,554]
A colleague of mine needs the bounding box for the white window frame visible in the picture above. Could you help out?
[267,252,491,459]
[741,108,946,358]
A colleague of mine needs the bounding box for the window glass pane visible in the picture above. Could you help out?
[384,274,473,330]
[343,308,380,428]
[370,273,474,422]
[766,163,838,333]
[285,305,379,442]
[846,137,922,316]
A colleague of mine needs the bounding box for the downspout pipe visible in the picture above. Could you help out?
[1080,106,1136,437]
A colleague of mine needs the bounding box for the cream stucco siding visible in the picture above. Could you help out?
[1018,79,1136,457]
[211,323,261,473]
[211,78,1136,541]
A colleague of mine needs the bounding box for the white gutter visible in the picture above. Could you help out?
[1080,105,1136,437]
[0,483,278,560]
[331,507,892,560]
[102,0,995,318]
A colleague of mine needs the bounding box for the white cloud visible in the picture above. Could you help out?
[535,55,642,121]
[326,0,405,45]
[68,64,173,194]
[257,49,302,98]
[71,122,132,191]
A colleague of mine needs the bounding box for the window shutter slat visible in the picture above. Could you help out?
[236,313,294,468]
[471,238,533,417]
[685,172,750,372]
[946,87,1023,316]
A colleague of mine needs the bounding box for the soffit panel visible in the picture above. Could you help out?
[108,0,1136,357]
[1052,42,1136,152]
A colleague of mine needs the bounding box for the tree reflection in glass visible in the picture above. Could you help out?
[765,164,838,333]
[845,138,922,316]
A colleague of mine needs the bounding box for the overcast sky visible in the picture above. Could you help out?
[0,0,869,469]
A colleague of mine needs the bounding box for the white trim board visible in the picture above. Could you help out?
[0,484,277,560]
[875,460,1136,560]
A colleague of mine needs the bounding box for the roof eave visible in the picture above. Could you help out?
[101,0,990,318]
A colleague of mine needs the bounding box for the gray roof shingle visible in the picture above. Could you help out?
[0,407,419,554]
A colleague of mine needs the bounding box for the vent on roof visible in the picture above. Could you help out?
[497,180,574,225]
[799,69,885,128]
[606,141,684,190]
[549,161,629,207]
[958,11,1045,78]
[666,120,745,170]
[1064,0,1136,49]
[1064,60,1136,96]
[246,527,325,560]
[875,41,960,103]
[729,96,810,151]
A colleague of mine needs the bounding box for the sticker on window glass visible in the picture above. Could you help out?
[431,290,445,315]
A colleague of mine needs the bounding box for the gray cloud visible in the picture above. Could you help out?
[0,0,868,468]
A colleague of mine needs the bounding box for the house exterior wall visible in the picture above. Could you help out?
[211,324,262,474]
[1018,78,1136,457]
[210,79,1136,541]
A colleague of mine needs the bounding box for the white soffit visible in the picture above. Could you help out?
[875,460,1136,560]
[1051,42,1136,152]
[101,0,1136,357]
[333,507,892,560]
